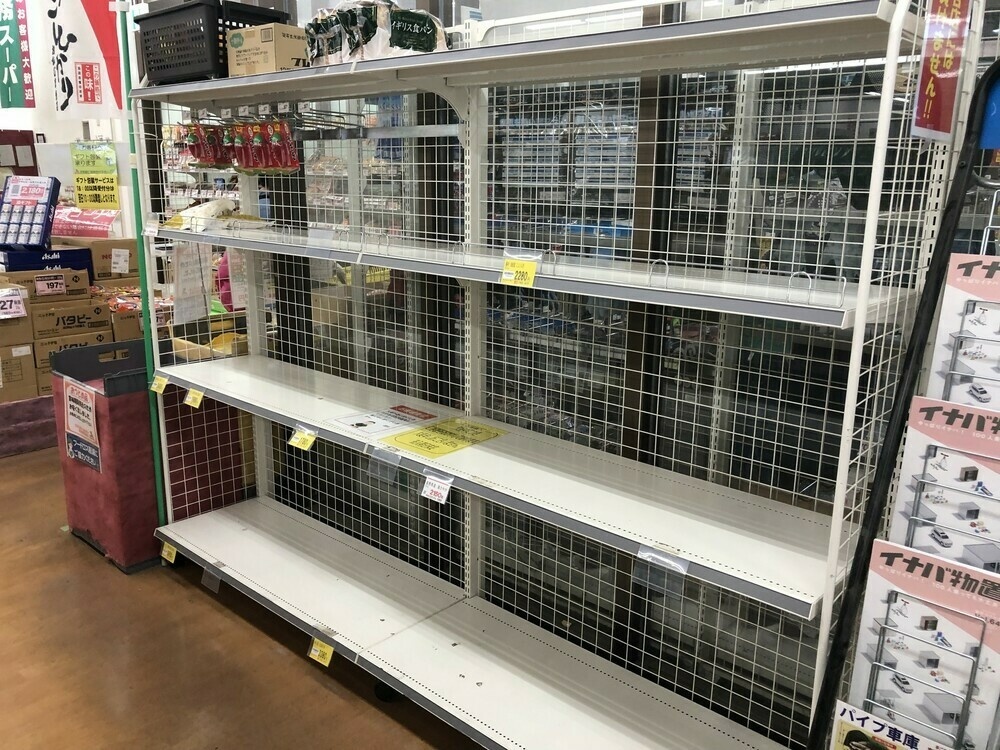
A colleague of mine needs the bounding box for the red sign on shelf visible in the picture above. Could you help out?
[75,62,102,104]
[912,0,972,141]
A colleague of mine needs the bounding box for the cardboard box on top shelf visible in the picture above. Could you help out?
[0,343,38,403]
[0,283,32,347]
[0,268,90,303]
[35,330,113,372]
[32,299,111,339]
[52,237,138,279]
[227,23,307,76]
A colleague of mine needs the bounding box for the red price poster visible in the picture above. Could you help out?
[912,0,972,141]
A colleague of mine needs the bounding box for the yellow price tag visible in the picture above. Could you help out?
[308,637,334,666]
[184,388,205,408]
[161,542,177,563]
[381,418,506,458]
[150,375,168,394]
[288,429,317,451]
[500,259,537,288]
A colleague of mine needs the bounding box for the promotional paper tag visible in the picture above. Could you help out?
[35,274,65,296]
[111,247,130,274]
[500,259,537,288]
[183,388,204,408]
[308,637,334,666]
[0,288,26,319]
[161,542,177,563]
[150,375,168,394]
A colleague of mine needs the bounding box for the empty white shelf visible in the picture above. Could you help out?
[156,498,786,750]
[158,355,833,617]
[155,225,908,328]
[156,497,464,656]
[132,1,910,108]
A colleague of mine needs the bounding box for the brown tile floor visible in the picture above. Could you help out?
[0,446,478,750]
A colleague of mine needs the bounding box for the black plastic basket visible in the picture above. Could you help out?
[136,0,289,85]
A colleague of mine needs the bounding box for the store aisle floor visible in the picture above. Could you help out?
[0,447,477,750]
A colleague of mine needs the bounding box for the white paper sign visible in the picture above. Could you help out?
[227,250,248,310]
[421,473,453,504]
[65,379,99,446]
[331,405,437,435]
[35,274,66,297]
[0,288,26,319]
[111,247,130,274]
[171,243,212,325]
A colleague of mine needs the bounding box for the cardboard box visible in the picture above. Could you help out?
[0,343,38,403]
[0,268,90,303]
[0,246,94,278]
[227,23,307,76]
[32,300,111,339]
[112,308,143,342]
[35,330,113,373]
[0,283,32,347]
[36,368,51,396]
[52,237,138,279]
[171,315,247,362]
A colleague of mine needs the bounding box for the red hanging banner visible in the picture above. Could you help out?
[912,0,972,141]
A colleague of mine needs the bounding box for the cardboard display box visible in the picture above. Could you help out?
[227,23,307,76]
[36,369,51,397]
[0,343,38,403]
[112,308,142,342]
[0,246,95,278]
[0,283,32,347]
[0,268,90,303]
[32,299,111,339]
[35,330,113,373]
[52,237,138,279]
[171,315,247,362]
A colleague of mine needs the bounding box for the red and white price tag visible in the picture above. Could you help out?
[420,473,454,504]
[0,288,26,319]
[34,274,65,296]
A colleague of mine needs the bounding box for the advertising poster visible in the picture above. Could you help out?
[890,397,1000,571]
[70,141,118,210]
[848,540,1000,749]
[928,254,1000,409]
[831,700,950,750]
[0,0,36,108]
[64,378,100,471]
[48,0,123,119]
[912,0,972,141]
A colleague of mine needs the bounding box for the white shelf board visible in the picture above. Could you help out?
[157,498,786,750]
[367,598,788,750]
[155,497,465,656]
[132,1,910,108]
[157,355,833,617]
[155,225,909,328]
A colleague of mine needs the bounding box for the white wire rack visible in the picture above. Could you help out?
[133,0,980,746]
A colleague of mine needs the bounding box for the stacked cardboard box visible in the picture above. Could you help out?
[0,269,113,397]
[0,283,37,403]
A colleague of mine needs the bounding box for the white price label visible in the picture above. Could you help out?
[220,108,232,119]
[34,274,65,296]
[197,108,209,119]
[238,105,251,117]
[421,474,454,504]
[258,104,271,116]
[297,101,310,114]
[111,247,131,274]
[277,102,291,114]
[0,288,26,319]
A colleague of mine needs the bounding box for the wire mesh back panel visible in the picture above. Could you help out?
[480,501,819,748]
[267,425,466,587]
[161,386,256,521]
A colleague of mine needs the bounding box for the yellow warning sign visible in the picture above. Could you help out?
[381,418,505,458]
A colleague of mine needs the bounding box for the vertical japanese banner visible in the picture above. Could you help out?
[71,141,118,209]
[48,0,122,119]
[912,0,972,141]
[0,0,36,108]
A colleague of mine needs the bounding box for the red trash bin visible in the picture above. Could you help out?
[51,340,159,572]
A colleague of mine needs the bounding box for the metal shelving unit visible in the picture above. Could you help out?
[133,0,978,747]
